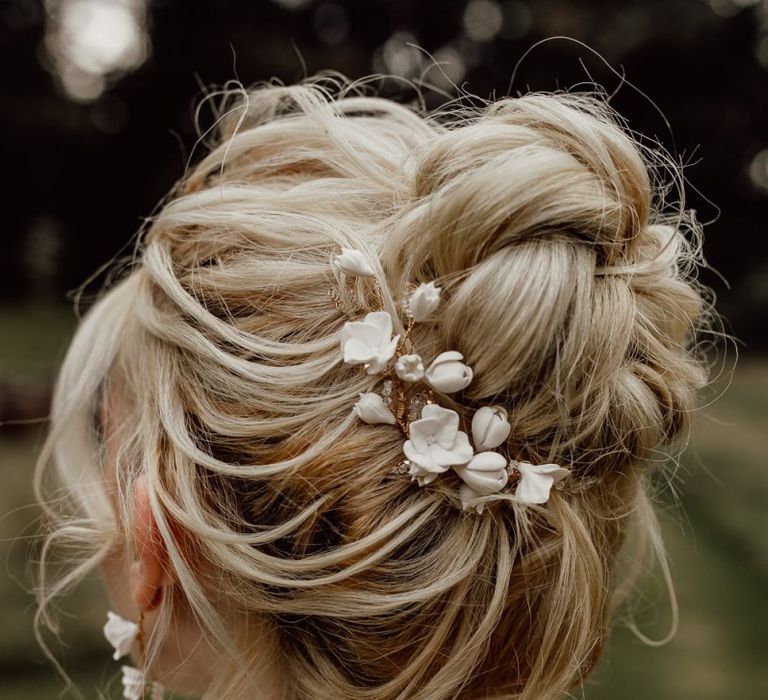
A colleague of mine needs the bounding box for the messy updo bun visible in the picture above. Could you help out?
[385,91,705,475]
[36,77,710,699]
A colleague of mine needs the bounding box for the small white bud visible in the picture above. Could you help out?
[471,406,511,451]
[408,281,441,321]
[424,351,473,393]
[333,248,376,277]
[394,353,425,382]
[453,451,508,495]
[352,392,397,425]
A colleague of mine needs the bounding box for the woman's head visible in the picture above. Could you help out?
[36,77,710,699]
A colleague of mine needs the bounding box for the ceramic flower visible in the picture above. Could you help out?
[403,404,473,484]
[333,247,376,277]
[514,462,571,505]
[104,611,138,661]
[120,665,145,700]
[340,311,400,374]
[394,353,425,382]
[453,451,508,495]
[471,406,511,451]
[408,281,441,321]
[457,484,490,514]
[424,351,473,393]
[406,462,440,487]
[353,392,396,425]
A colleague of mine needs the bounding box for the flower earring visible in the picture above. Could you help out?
[103,610,164,700]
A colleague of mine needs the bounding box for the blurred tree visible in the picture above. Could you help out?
[0,0,765,345]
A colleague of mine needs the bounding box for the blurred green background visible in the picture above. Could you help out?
[1,0,767,698]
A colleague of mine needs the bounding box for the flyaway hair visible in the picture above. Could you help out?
[35,76,711,699]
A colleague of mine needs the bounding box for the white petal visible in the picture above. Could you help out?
[449,430,474,464]
[334,248,376,277]
[403,439,422,465]
[515,463,570,505]
[421,404,460,435]
[104,611,138,661]
[465,451,507,472]
[342,338,374,365]
[363,311,393,339]
[454,452,508,494]
[352,392,396,425]
[366,356,388,375]
[339,313,397,374]
[408,461,441,486]
[528,463,571,481]
[424,353,473,393]
[352,393,396,425]
[403,443,444,473]
[408,415,440,452]
[121,665,146,700]
[394,354,424,382]
[428,442,471,468]
[344,320,387,348]
[408,282,441,322]
[368,334,400,374]
[514,475,553,504]
[426,366,473,393]
[431,350,464,364]
[458,484,486,514]
[426,405,461,448]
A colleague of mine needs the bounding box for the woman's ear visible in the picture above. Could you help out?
[130,474,172,612]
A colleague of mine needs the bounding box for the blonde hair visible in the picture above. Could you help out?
[35,76,710,699]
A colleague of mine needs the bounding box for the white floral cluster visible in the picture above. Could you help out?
[103,611,165,699]
[334,248,570,514]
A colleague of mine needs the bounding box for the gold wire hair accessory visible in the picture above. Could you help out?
[333,247,572,514]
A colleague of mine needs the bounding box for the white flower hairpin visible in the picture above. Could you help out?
[333,247,572,514]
